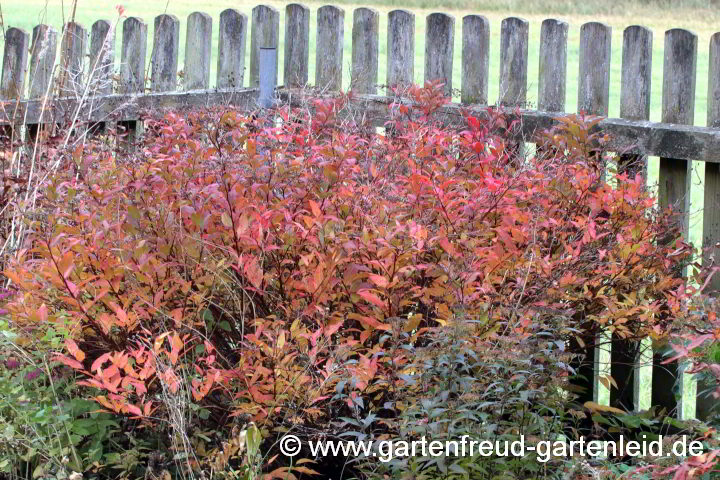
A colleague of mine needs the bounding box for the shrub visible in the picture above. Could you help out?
[0,82,701,478]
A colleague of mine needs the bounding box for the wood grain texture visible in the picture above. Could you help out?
[578,22,612,116]
[538,19,567,112]
[151,14,180,92]
[461,15,489,105]
[120,17,147,94]
[499,17,528,107]
[284,4,310,87]
[249,5,279,87]
[184,12,212,90]
[217,9,247,89]
[1,27,30,99]
[316,5,344,91]
[387,9,415,91]
[351,7,379,94]
[424,13,454,95]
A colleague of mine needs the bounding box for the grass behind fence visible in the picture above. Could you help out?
[1,0,716,249]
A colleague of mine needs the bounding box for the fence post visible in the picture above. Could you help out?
[655,28,697,420]
[250,5,279,88]
[619,25,652,178]
[387,10,415,92]
[351,7,379,94]
[284,4,310,88]
[151,14,180,92]
[217,9,247,89]
[316,6,345,91]
[537,19,567,113]
[258,47,277,108]
[704,32,720,296]
[425,13,454,96]
[185,12,212,90]
[461,15,489,105]
[58,22,87,97]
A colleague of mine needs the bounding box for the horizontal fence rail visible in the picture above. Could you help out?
[1,4,719,421]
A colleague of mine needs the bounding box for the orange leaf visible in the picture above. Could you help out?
[65,338,85,362]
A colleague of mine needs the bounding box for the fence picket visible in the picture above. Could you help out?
[58,22,87,96]
[250,5,279,88]
[1,27,30,101]
[151,14,180,92]
[352,7,379,94]
[387,9,415,91]
[217,9,247,89]
[538,19,567,112]
[425,13,454,96]
[185,12,212,90]
[120,17,147,94]
[316,5,345,91]
[90,20,114,96]
[284,4,310,88]
[28,25,57,100]
[704,33,720,295]
[461,15,489,105]
[618,25,652,177]
[656,28,698,420]
[578,22,611,116]
[499,17,528,107]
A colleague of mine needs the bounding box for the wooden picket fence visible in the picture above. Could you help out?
[0,4,719,420]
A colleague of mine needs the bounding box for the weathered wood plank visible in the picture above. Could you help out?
[658,28,697,420]
[217,9,247,89]
[387,9,415,91]
[249,5,279,88]
[660,28,696,239]
[425,13,454,96]
[461,15,489,105]
[499,17,528,107]
[0,88,258,124]
[28,25,58,99]
[7,90,720,164]
[90,20,115,96]
[58,22,87,96]
[284,4,310,88]
[151,14,180,92]
[578,22,611,116]
[316,6,345,91]
[351,7,379,94]
[120,17,147,94]
[705,31,720,294]
[538,19,567,112]
[618,25,652,177]
[184,12,212,90]
[1,27,30,100]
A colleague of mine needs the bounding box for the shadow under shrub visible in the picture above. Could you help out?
[0,82,710,479]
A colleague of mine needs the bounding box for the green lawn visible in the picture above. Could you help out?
[2,0,719,248]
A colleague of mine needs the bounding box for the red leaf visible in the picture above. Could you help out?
[356,290,385,309]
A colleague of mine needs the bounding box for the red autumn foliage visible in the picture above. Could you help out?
[0,81,706,476]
